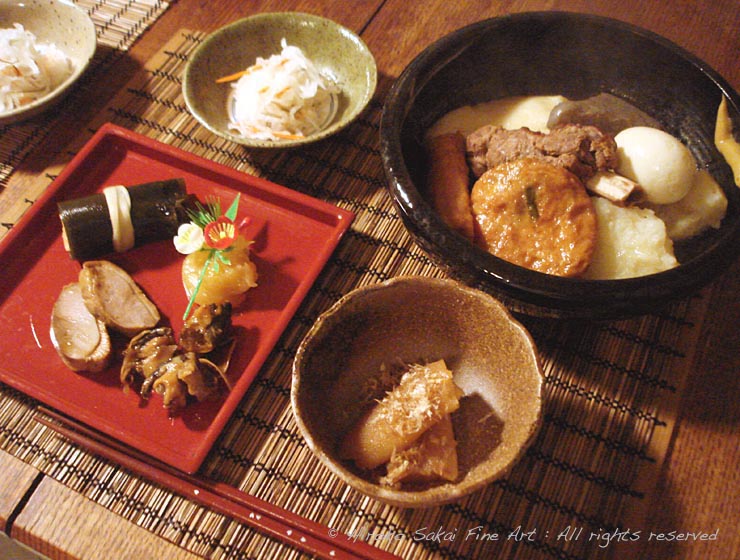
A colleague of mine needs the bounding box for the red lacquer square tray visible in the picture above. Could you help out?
[0,123,354,473]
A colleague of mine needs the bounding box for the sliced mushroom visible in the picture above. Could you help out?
[50,283,111,372]
[79,260,160,337]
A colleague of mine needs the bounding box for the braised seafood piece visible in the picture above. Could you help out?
[151,353,196,410]
[50,283,111,373]
[121,327,178,390]
[121,311,234,411]
[174,354,224,402]
[179,302,233,354]
[147,352,225,409]
[79,260,160,337]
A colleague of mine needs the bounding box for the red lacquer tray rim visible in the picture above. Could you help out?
[0,123,355,473]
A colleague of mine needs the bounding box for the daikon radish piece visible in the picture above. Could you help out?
[647,170,727,240]
[381,413,458,486]
[340,360,462,470]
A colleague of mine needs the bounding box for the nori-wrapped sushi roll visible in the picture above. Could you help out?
[59,178,193,260]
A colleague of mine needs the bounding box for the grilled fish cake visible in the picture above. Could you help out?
[471,158,597,277]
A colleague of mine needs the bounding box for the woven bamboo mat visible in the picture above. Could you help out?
[0,0,170,229]
[0,29,712,560]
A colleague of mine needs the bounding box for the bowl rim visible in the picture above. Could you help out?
[291,275,544,507]
[379,11,740,318]
[182,11,377,149]
[0,0,98,126]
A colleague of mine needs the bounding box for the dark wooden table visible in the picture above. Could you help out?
[1,1,738,559]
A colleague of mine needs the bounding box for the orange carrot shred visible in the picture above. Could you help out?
[215,63,262,84]
[274,131,305,140]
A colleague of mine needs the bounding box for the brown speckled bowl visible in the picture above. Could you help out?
[380,12,740,319]
[291,276,543,508]
[183,12,377,149]
[0,0,97,125]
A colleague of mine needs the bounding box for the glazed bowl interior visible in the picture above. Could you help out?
[380,11,740,319]
[291,277,543,508]
[183,12,377,149]
[0,0,97,125]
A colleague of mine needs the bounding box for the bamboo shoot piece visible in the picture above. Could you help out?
[382,413,459,486]
[340,360,462,470]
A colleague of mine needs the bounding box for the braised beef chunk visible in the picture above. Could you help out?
[467,126,541,177]
[466,123,618,182]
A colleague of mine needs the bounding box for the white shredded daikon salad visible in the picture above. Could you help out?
[0,24,74,114]
[226,39,340,141]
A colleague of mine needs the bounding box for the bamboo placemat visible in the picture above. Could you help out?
[0,29,712,559]
[0,0,170,223]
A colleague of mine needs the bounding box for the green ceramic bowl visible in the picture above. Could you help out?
[0,0,97,125]
[183,12,377,149]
